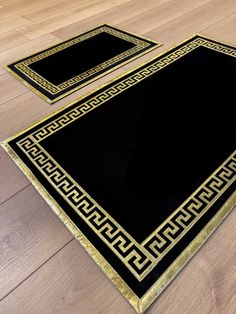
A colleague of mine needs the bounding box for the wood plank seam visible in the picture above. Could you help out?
[0,238,74,303]
[0,184,30,207]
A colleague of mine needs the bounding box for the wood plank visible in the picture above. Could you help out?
[0,210,235,313]
[0,185,73,300]
[0,33,60,65]
[24,0,108,23]
[0,240,130,312]
[0,74,28,106]
[0,0,65,19]
[0,147,29,204]
[0,30,28,53]
[0,16,30,34]
[0,65,6,75]
[121,0,236,71]
[0,0,25,5]
[53,0,171,39]
[117,0,214,35]
[0,92,50,142]
[16,0,130,39]
[0,67,125,141]
[145,0,236,43]
[201,12,236,45]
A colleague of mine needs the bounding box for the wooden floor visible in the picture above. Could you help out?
[0,0,236,313]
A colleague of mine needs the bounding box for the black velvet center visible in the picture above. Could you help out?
[41,45,236,242]
[29,32,135,85]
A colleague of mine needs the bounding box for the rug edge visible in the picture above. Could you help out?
[139,190,236,313]
[0,141,142,313]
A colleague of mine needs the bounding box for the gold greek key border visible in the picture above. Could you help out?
[5,24,160,103]
[1,34,236,312]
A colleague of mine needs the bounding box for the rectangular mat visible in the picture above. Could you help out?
[2,35,236,313]
[5,24,159,103]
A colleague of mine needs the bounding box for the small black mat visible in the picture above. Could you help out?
[5,24,159,103]
[2,35,236,313]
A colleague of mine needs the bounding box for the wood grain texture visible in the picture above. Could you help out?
[0,210,235,313]
[0,33,60,65]
[52,0,171,39]
[122,0,236,71]
[0,0,67,19]
[0,185,72,300]
[0,0,235,313]
[145,0,236,42]
[0,240,128,313]
[0,66,6,75]
[24,0,116,23]
[0,16,30,34]
[201,11,236,45]
[0,74,28,106]
[118,0,214,35]
[0,31,28,53]
[16,0,130,39]
[0,148,29,204]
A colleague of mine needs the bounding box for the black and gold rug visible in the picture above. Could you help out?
[5,24,159,103]
[2,35,236,313]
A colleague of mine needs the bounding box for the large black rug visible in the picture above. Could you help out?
[2,35,236,313]
[5,24,159,103]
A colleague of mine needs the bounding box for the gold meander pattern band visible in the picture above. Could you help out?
[14,26,150,95]
[16,37,236,281]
